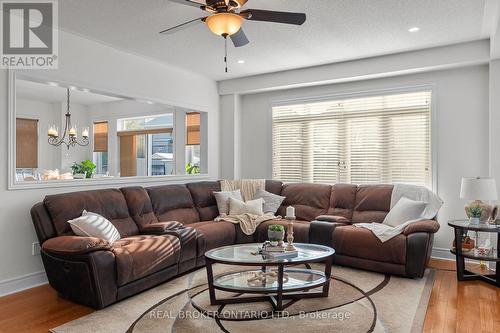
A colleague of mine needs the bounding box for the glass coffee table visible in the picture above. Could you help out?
[204,243,335,312]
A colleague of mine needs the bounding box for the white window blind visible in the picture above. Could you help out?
[272,91,432,188]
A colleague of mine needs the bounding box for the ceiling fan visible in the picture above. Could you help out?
[160,0,306,71]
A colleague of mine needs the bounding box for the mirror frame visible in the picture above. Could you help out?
[8,70,210,190]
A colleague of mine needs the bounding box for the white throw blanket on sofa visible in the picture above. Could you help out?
[355,184,443,242]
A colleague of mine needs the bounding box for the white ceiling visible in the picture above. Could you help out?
[16,79,122,105]
[58,0,493,80]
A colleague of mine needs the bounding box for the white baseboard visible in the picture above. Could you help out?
[431,247,455,261]
[0,271,48,297]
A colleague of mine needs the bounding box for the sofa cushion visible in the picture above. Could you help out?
[147,185,200,224]
[254,189,286,214]
[214,190,243,215]
[332,225,406,264]
[327,184,358,221]
[44,189,139,237]
[265,180,283,195]
[383,197,426,227]
[68,210,121,243]
[112,234,181,286]
[186,182,221,221]
[352,185,394,223]
[277,183,331,221]
[120,187,158,228]
[188,221,236,251]
[229,197,264,215]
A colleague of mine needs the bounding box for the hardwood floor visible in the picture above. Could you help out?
[0,259,498,332]
[423,259,500,333]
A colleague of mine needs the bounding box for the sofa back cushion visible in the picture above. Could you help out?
[147,184,200,224]
[277,183,331,221]
[352,185,393,223]
[120,187,158,228]
[326,184,358,221]
[265,180,283,195]
[186,181,221,221]
[43,189,139,237]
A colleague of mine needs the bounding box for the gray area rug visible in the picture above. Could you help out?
[51,264,434,333]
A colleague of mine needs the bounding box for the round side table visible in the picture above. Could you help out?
[448,219,500,287]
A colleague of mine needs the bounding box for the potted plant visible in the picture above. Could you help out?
[71,159,97,179]
[466,204,483,225]
[185,162,200,174]
[268,224,285,242]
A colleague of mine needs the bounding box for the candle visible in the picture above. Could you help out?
[82,127,89,138]
[286,206,295,219]
[48,126,56,137]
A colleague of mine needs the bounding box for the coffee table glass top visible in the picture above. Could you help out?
[205,243,335,264]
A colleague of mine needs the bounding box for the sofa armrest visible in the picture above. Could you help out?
[403,220,440,235]
[141,221,183,235]
[315,215,350,223]
[42,236,111,256]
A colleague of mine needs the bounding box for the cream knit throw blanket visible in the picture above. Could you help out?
[220,179,266,201]
[217,179,278,235]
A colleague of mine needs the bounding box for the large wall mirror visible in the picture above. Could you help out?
[9,73,209,189]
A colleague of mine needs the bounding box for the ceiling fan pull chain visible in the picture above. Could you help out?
[224,34,228,73]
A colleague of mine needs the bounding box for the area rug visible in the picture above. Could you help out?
[51,264,434,333]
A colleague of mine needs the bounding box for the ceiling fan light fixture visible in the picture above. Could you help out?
[205,13,243,36]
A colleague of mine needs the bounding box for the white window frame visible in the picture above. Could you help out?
[269,85,438,192]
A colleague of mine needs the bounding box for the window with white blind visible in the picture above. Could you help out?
[272,91,432,188]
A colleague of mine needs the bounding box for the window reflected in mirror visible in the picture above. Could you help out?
[13,76,207,184]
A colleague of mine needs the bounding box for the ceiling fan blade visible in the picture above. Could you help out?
[230,28,250,47]
[169,0,205,8]
[241,9,306,25]
[159,17,206,34]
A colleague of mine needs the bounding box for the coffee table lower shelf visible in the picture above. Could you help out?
[205,264,331,312]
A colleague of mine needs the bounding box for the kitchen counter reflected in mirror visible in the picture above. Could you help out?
[10,74,208,188]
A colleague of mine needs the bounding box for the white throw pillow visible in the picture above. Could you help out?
[68,210,121,243]
[383,197,426,227]
[254,189,286,215]
[214,190,243,215]
[229,197,264,216]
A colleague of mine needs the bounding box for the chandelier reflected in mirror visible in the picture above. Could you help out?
[47,88,89,149]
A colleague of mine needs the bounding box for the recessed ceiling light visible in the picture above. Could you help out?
[81,88,90,93]
[408,27,420,33]
[47,82,58,87]
[146,101,154,105]
[237,60,245,64]
[69,86,77,90]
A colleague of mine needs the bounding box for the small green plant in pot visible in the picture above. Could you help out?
[268,224,285,242]
[466,204,483,225]
[71,159,96,179]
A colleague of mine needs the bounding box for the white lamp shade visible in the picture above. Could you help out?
[460,177,498,200]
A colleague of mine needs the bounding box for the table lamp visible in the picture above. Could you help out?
[460,177,498,223]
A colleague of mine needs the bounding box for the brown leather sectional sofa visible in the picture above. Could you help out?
[31,180,440,309]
